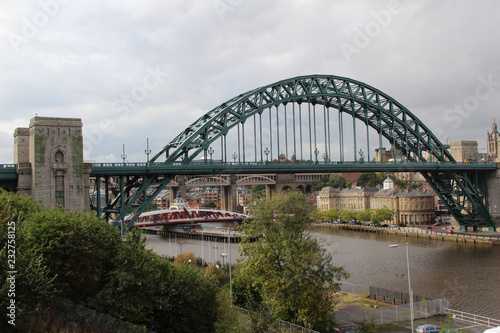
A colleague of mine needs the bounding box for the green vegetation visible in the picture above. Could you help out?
[0,190,223,332]
[251,184,266,198]
[371,206,395,224]
[235,191,348,331]
[201,200,217,209]
[311,173,350,191]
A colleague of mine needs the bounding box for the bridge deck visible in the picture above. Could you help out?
[0,164,18,181]
[90,161,497,176]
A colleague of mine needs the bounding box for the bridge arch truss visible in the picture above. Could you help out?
[93,75,496,231]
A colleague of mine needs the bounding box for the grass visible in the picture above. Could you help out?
[334,292,394,309]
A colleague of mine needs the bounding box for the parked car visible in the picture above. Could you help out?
[446,229,454,234]
[380,224,389,228]
[398,223,406,227]
[426,225,432,229]
[416,324,440,333]
[334,324,356,333]
[433,222,442,226]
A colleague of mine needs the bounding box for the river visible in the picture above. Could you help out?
[145,223,500,319]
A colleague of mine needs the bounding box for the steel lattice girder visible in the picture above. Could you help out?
[422,170,492,228]
[101,75,495,229]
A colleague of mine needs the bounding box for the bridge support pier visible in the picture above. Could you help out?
[221,175,238,212]
[169,176,186,205]
[487,169,500,231]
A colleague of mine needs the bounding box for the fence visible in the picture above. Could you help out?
[445,308,500,328]
[339,282,425,305]
[338,282,449,326]
[345,299,450,326]
[234,306,320,333]
[36,296,149,332]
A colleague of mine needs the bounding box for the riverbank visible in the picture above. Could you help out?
[310,222,500,245]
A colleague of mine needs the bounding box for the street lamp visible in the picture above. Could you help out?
[314,148,319,163]
[208,147,214,164]
[221,252,227,265]
[145,138,151,165]
[217,226,233,302]
[232,152,237,164]
[396,273,405,304]
[121,144,127,165]
[390,243,414,333]
[264,147,270,162]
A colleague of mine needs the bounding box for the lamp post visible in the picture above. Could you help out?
[121,144,127,165]
[396,273,405,304]
[390,243,414,332]
[145,138,151,165]
[232,152,237,164]
[208,147,214,164]
[228,226,232,302]
[264,147,270,162]
[314,148,319,163]
[217,226,233,302]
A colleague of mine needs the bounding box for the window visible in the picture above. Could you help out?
[55,175,64,207]
[55,151,64,163]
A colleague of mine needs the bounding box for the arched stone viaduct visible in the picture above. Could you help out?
[167,173,328,211]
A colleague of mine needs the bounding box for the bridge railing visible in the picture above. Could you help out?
[0,164,16,169]
[91,160,497,168]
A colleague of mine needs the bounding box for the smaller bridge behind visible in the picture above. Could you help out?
[128,208,248,228]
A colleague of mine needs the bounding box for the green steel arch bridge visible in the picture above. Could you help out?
[87,75,496,231]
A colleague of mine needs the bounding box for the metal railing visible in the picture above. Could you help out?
[234,306,320,333]
[445,308,500,328]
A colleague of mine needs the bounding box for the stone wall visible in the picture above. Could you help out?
[14,117,90,213]
[487,168,500,229]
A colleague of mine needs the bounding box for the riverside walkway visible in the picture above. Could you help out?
[310,222,500,244]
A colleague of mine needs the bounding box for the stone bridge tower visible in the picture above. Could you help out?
[14,117,90,212]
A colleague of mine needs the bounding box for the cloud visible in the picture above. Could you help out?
[0,0,499,164]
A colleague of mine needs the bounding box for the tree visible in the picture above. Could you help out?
[201,201,217,209]
[329,173,348,188]
[323,207,341,221]
[356,209,373,222]
[371,206,395,224]
[357,173,383,187]
[236,191,348,330]
[252,184,266,199]
[23,209,121,303]
[341,210,357,222]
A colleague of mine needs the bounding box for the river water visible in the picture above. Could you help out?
[145,223,500,319]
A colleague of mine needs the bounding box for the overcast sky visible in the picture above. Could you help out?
[1,0,499,164]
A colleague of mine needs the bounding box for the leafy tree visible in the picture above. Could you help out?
[23,209,121,303]
[323,207,341,221]
[236,191,348,330]
[371,206,395,224]
[357,173,382,187]
[252,184,266,199]
[202,201,217,209]
[355,317,379,333]
[98,229,219,332]
[175,251,197,265]
[341,210,357,222]
[309,208,323,221]
[329,173,348,188]
[0,191,55,327]
[356,209,373,222]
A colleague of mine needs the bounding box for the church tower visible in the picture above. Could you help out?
[487,117,499,162]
